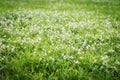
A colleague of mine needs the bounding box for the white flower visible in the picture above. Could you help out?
[74,60,79,64]
[93,59,97,63]
[101,55,109,60]
[108,49,115,53]
[115,60,120,65]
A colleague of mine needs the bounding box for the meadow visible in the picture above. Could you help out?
[0,0,120,80]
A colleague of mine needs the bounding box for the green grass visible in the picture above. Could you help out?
[0,0,120,80]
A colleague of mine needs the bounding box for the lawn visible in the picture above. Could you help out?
[0,0,120,80]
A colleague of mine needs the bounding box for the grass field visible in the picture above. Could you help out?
[0,0,120,80]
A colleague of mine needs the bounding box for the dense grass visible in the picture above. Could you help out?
[0,0,120,80]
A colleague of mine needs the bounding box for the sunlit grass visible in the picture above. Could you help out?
[0,0,120,80]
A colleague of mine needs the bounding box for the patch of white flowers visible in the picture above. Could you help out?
[0,9,119,71]
[101,55,109,66]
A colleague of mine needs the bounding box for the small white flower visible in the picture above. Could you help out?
[115,60,120,65]
[101,55,109,60]
[93,59,97,63]
[108,49,115,53]
[74,60,79,64]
